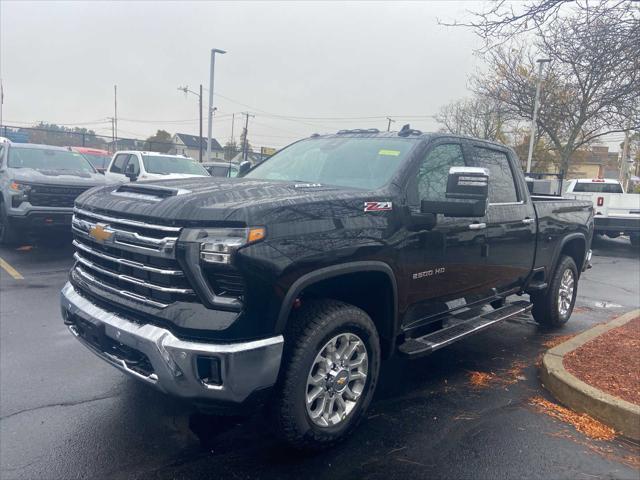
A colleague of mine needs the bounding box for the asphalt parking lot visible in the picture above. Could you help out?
[1,234,639,479]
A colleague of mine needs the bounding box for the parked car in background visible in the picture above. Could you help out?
[202,161,239,178]
[564,178,640,247]
[0,138,105,244]
[71,147,111,173]
[104,151,210,183]
[62,129,593,448]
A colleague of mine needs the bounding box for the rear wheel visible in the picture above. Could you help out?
[0,203,22,246]
[270,299,380,450]
[531,255,578,329]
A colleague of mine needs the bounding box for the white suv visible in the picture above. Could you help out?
[105,151,210,183]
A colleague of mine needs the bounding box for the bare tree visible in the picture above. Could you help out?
[472,4,639,173]
[441,0,635,51]
[435,97,507,141]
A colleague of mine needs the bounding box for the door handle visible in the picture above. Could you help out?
[522,218,535,225]
[468,223,486,230]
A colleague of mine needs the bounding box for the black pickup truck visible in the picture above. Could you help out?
[61,128,593,449]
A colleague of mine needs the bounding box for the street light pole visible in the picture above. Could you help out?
[526,59,550,174]
[207,48,226,161]
[178,84,204,162]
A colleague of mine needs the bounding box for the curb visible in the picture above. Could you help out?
[540,309,640,440]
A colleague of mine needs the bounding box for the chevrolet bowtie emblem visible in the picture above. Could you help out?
[336,377,347,386]
[89,223,113,243]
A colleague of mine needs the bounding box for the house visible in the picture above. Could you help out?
[568,145,619,179]
[171,133,224,161]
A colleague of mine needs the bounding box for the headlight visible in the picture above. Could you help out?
[9,180,32,192]
[198,227,266,264]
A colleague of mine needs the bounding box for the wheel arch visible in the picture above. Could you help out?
[276,261,399,358]
[555,233,587,276]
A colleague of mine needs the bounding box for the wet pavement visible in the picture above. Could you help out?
[1,233,639,479]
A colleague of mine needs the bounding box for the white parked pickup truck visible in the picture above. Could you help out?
[105,151,210,183]
[564,178,640,247]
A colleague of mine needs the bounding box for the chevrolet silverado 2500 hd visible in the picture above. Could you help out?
[61,128,593,448]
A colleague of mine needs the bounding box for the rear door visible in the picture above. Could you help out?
[470,144,536,293]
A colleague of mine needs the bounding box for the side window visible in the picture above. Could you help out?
[125,155,140,175]
[417,144,466,201]
[473,147,518,203]
[110,154,128,174]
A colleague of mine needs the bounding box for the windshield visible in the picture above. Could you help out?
[82,153,110,169]
[573,182,624,193]
[8,147,95,173]
[142,155,209,175]
[245,137,417,189]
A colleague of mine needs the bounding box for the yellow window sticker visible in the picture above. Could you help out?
[378,149,401,157]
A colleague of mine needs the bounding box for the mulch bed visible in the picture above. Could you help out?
[564,317,640,406]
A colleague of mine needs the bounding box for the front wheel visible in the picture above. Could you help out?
[0,203,23,246]
[270,299,380,450]
[531,255,578,329]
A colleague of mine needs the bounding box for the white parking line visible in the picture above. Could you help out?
[0,256,24,280]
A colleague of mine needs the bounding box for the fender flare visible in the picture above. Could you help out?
[552,232,588,274]
[275,261,399,338]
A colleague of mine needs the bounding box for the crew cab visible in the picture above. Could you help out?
[104,151,209,183]
[61,128,593,448]
[564,178,640,247]
[0,139,105,245]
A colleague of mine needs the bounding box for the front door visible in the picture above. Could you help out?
[401,140,493,327]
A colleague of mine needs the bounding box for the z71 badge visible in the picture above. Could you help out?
[364,201,392,212]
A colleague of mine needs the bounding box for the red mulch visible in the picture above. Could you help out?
[564,317,640,406]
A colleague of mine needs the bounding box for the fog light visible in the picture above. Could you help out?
[196,356,222,386]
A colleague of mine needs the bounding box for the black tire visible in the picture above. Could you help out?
[531,255,578,329]
[0,202,22,246]
[270,299,381,450]
[630,234,640,248]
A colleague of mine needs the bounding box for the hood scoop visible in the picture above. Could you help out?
[113,183,191,201]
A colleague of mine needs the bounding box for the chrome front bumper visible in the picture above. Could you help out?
[60,282,283,403]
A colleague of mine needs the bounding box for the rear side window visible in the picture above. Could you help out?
[573,182,623,193]
[110,154,128,173]
[473,147,518,203]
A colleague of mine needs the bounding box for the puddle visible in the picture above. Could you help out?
[594,301,622,309]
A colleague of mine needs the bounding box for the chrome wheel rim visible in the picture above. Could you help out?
[305,332,368,428]
[558,269,575,317]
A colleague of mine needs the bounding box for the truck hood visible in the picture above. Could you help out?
[8,167,106,186]
[76,177,389,225]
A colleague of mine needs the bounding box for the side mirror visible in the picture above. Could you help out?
[124,163,138,181]
[421,166,489,217]
[237,161,251,177]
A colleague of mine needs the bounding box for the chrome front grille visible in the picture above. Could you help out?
[71,208,194,308]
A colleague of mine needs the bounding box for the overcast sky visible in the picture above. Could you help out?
[1,1,484,148]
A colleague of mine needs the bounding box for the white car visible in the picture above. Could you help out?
[104,151,210,183]
[564,178,640,247]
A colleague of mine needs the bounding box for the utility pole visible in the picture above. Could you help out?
[0,78,4,129]
[231,113,235,142]
[178,84,204,161]
[207,48,226,161]
[386,117,395,132]
[108,117,116,152]
[114,85,119,151]
[526,58,550,173]
[241,112,254,163]
[620,127,631,191]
